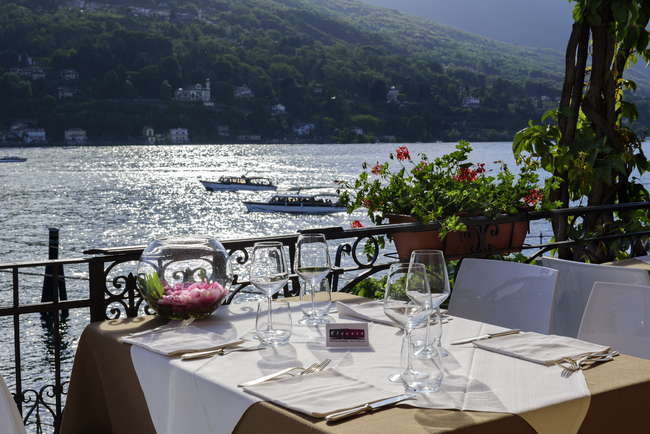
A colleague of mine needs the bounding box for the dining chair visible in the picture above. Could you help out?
[542,257,650,338]
[0,372,26,434]
[577,282,650,360]
[447,258,559,334]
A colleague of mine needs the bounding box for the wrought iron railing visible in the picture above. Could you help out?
[1,201,650,433]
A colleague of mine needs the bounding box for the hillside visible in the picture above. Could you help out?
[0,0,646,144]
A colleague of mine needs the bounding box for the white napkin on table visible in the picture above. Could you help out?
[242,369,400,418]
[474,332,611,365]
[335,300,394,325]
[121,325,244,356]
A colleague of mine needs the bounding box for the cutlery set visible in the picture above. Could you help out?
[555,351,619,373]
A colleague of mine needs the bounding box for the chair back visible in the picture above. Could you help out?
[0,373,26,434]
[542,257,650,338]
[578,281,650,360]
[448,258,559,334]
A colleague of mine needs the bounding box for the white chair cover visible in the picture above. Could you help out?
[0,373,26,434]
[448,258,559,334]
[542,257,650,338]
[578,282,650,360]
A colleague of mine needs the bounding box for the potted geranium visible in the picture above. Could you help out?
[338,140,548,259]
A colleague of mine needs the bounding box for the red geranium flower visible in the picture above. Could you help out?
[524,189,543,206]
[351,220,364,228]
[371,162,383,175]
[396,146,410,161]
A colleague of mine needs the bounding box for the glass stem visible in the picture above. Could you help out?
[310,281,316,317]
[404,329,415,374]
[267,295,274,331]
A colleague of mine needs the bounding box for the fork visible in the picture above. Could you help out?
[128,317,196,337]
[556,351,618,372]
[238,359,332,387]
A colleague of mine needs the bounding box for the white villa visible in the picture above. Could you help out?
[175,79,211,102]
[170,128,189,143]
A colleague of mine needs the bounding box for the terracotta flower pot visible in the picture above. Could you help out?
[388,212,530,260]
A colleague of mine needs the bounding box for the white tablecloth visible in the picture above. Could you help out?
[130,302,590,434]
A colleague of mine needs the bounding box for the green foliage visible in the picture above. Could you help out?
[338,141,543,239]
[0,0,629,141]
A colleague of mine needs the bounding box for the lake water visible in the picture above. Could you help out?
[0,140,643,430]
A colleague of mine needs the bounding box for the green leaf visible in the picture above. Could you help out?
[558,106,576,118]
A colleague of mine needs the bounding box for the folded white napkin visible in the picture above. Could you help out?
[335,300,394,325]
[121,325,244,356]
[243,369,400,418]
[474,332,611,365]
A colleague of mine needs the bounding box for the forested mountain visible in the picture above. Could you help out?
[0,0,647,144]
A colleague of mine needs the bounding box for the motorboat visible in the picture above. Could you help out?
[243,193,346,214]
[199,176,277,191]
[0,156,27,162]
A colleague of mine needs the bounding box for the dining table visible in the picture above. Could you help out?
[60,292,650,434]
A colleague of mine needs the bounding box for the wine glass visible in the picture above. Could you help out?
[409,250,451,358]
[383,263,433,384]
[295,233,331,325]
[249,242,290,345]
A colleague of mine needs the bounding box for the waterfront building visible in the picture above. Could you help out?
[217,126,230,136]
[170,128,189,143]
[24,129,46,143]
[175,79,210,102]
[64,128,86,144]
[236,134,261,141]
[142,126,155,144]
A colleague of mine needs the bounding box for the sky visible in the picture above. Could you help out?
[358,0,576,52]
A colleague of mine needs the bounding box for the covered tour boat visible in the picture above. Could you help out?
[199,176,277,192]
[243,193,346,214]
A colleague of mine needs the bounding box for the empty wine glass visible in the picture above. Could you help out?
[249,242,290,345]
[409,250,451,358]
[383,263,433,384]
[295,233,331,325]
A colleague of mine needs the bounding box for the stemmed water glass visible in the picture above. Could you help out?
[249,242,290,345]
[409,250,451,358]
[295,233,331,324]
[383,263,433,384]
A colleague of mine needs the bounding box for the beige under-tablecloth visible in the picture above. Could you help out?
[60,293,650,434]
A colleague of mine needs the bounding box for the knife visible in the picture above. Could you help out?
[449,328,520,345]
[324,394,416,421]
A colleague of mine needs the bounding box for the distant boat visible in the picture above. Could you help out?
[0,156,27,163]
[199,176,277,191]
[243,193,346,214]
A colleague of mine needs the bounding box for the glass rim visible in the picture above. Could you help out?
[253,241,284,247]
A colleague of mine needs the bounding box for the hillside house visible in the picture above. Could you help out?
[217,126,230,136]
[292,123,315,135]
[386,86,399,102]
[235,85,254,98]
[175,79,210,102]
[60,69,79,80]
[461,97,482,109]
[271,104,286,116]
[170,128,189,143]
[58,86,78,99]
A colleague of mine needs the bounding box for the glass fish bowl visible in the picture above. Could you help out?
[136,235,233,320]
